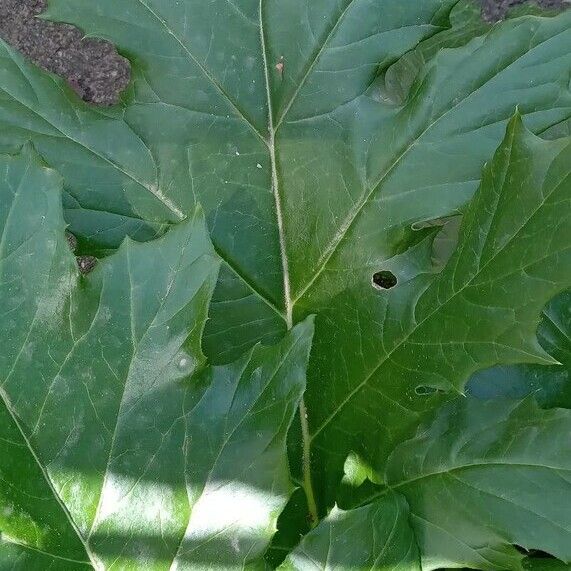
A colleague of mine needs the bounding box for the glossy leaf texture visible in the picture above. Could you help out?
[274,113,571,564]
[0,146,314,569]
[0,1,568,362]
[1,0,571,537]
[387,397,571,570]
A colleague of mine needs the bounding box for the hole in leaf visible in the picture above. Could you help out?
[415,385,443,396]
[372,270,397,290]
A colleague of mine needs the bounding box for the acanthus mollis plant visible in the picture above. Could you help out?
[0,1,571,569]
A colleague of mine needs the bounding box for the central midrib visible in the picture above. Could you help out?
[207,15,569,320]
[258,0,321,526]
[130,0,360,326]
[258,1,292,328]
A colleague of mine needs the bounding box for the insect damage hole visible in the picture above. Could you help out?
[415,385,440,396]
[372,270,397,290]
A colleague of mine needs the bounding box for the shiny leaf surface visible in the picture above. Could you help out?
[1,0,571,563]
[307,111,571,506]
[275,396,571,570]
[468,290,571,409]
[0,146,314,569]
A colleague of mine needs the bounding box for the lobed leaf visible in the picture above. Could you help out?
[1,0,571,517]
[308,111,571,506]
[1,1,571,565]
[294,396,571,571]
[0,146,314,569]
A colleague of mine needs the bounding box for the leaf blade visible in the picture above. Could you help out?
[307,113,571,507]
[0,146,314,568]
[2,0,571,532]
[279,492,420,571]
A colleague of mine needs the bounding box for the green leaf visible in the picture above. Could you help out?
[0,390,91,568]
[0,0,460,359]
[277,395,571,571]
[468,290,571,409]
[386,398,571,570]
[2,0,571,530]
[0,146,314,568]
[278,492,420,571]
[308,111,571,505]
[524,558,571,571]
[0,3,569,352]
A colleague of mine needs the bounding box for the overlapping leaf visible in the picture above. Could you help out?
[306,112,571,506]
[272,116,571,566]
[0,394,90,569]
[468,290,571,409]
[294,397,571,571]
[387,398,571,570]
[0,146,314,569]
[279,493,419,571]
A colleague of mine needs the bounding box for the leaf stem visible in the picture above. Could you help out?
[259,0,319,527]
[299,398,319,527]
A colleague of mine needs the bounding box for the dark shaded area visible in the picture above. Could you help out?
[0,0,129,105]
[481,0,567,20]
[76,255,97,274]
[266,487,312,567]
[372,270,398,290]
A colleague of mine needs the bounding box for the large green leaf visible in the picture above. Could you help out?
[2,0,571,523]
[279,492,420,571]
[293,112,571,547]
[387,398,571,570]
[0,146,314,568]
